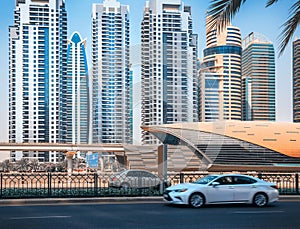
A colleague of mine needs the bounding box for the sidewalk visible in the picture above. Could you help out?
[0,195,299,206]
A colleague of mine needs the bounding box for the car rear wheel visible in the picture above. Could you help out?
[121,182,130,189]
[189,193,205,208]
[253,193,268,207]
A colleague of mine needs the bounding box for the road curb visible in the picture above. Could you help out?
[279,195,300,201]
[1,195,299,206]
[0,196,163,206]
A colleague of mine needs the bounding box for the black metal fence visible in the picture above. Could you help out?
[0,172,299,199]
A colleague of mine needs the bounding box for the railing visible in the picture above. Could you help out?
[0,172,299,199]
[257,173,299,194]
[0,172,161,199]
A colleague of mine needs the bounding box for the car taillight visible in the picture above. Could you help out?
[112,177,118,181]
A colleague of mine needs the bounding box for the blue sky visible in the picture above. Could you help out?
[0,0,297,141]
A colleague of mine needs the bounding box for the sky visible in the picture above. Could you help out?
[0,0,298,142]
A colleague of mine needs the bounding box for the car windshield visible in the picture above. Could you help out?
[194,175,219,184]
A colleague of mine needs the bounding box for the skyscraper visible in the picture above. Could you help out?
[242,32,276,121]
[92,0,132,144]
[200,17,242,121]
[293,38,300,123]
[141,0,198,145]
[9,0,67,162]
[60,32,90,145]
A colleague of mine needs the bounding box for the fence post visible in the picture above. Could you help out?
[0,173,2,198]
[180,173,184,184]
[48,173,52,197]
[296,173,299,195]
[94,173,98,196]
[258,172,262,180]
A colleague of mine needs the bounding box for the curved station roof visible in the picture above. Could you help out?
[142,121,300,171]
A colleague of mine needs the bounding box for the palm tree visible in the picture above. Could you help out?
[207,0,300,55]
[55,160,67,172]
[44,162,55,172]
[17,158,30,172]
[0,162,4,172]
[2,160,12,172]
[29,159,40,172]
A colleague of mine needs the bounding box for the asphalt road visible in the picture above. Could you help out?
[0,200,299,229]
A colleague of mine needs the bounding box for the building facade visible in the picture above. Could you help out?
[8,0,67,162]
[142,121,300,171]
[92,0,132,144]
[141,0,198,145]
[60,32,90,145]
[293,38,300,122]
[242,32,276,121]
[200,17,242,121]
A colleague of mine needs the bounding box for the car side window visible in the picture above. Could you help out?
[142,171,157,179]
[126,171,134,177]
[233,176,257,184]
[215,176,233,185]
[127,171,139,177]
[147,173,157,179]
[141,171,150,177]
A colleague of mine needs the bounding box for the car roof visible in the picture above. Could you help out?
[211,173,253,176]
[210,174,259,179]
[123,169,153,173]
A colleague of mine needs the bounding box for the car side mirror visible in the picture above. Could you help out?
[212,182,220,187]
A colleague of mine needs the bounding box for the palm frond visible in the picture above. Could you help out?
[266,0,280,7]
[207,0,247,32]
[278,1,300,55]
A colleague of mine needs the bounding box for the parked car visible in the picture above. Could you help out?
[109,169,169,189]
[163,174,279,208]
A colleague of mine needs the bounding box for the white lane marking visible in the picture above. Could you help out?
[10,216,71,220]
[232,211,284,214]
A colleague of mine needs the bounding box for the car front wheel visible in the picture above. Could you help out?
[253,193,268,207]
[189,193,205,208]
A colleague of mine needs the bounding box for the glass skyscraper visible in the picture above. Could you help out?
[9,0,67,162]
[92,0,132,144]
[242,32,276,121]
[200,16,242,121]
[141,0,198,145]
[60,32,90,145]
[293,38,300,123]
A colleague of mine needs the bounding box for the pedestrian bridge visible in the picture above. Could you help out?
[0,142,203,173]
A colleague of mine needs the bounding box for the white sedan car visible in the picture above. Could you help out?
[163,174,279,208]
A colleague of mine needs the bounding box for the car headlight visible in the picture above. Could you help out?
[174,188,188,193]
